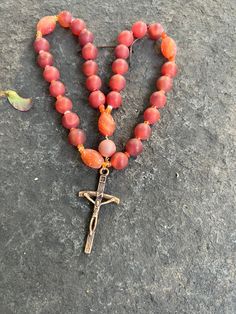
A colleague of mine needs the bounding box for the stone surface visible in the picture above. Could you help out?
[0,0,235,313]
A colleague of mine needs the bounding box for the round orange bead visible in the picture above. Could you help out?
[37,16,57,35]
[161,36,177,60]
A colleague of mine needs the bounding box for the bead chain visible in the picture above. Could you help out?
[34,11,178,171]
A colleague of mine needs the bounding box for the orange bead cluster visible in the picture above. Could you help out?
[34,12,178,171]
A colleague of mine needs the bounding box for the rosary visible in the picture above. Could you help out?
[32,11,178,254]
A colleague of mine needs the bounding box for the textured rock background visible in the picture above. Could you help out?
[0,0,235,313]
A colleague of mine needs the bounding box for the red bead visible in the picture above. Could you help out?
[62,112,80,129]
[115,44,130,59]
[161,61,178,78]
[106,91,122,109]
[88,90,105,109]
[37,16,57,35]
[58,11,72,28]
[131,21,147,38]
[82,60,98,76]
[126,138,143,157]
[34,38,50,53]
[68,128,86,146]
[55,97,73,114]
[112,58,129,75]
[156,76,173,92]
[98,139,116,157]
[43,66,60,82]
[161,36,177,60]
[143,107,160,124]
[148,23,164,40]
[111,152,129,170]
[37,51,53,68]
[117,30,134,47]
[81,43,98,60]
[70,18,86,35]
[109,74,126,91]
[134,123,151,140]
[49,81,65,97]
[79,29,94,46]
[150,91,166,108]
[86,75,102,91]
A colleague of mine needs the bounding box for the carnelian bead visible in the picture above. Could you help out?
[112,58,129,75]
[115,44,130,59]
[81,149,104,169]
[82,43,98,60]
[117,30,134,47]
[49,81,65,97]
[156,76,173,92]
[106,91,122,109]
[62,112,80,129]
[111,152,128,170]
[86,75,102,91]
[58,11,72,28]
[161,36,177,60]
[43,66,60,82]
[134,123,152,140]
[34,38,50,53]
[55,96,73,114]
[109,74,126,91]
[37,51,53,68]
[68,128,86,146]
[131,21,147,38]
[82,60,98,76]
[161,61,178,78]
[148,23,164,40]
[125,138,143,156]
[98,139,116,157]
[143,107,160,124]
[98,112,116,136]
[70,18,86,35]
[79,29,94,46]
[88,90,106,109]
[37,16,57,35]
[150,91,166,108]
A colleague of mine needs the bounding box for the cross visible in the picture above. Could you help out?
[79,168,120,254]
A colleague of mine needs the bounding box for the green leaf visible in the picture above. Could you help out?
[4,90,32,111]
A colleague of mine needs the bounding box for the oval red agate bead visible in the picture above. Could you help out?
[125,138,143,156]
[143,107,160,124]
[156,76,173,92]
[109,74,126,91]
[98,112,116,136]
[62,112,80,129]
[70,18,86,35]
[150,91,166,108]
[115,44,130,59]
[81,149,104,169]
[131,21,147,38]
[34,38,50,53]
[111,152,129,170]
[79,29,94,46]
[37,51,53,68]
[106,91,122,109]
[134,123,151,140]
[37,16,57,35]
[82,43,98,60]
[148,23,164,40]
[88,90,106,109]
[68,128,86,146]
[86,75,102,91]
[58,11,72,28]
[98,139,116,157]
[82,60,98,76]
[117,30,134,47]
[112,58,129,75]
[55,96,73,114]
[43,66,60,82]
[161,61,178,78]
[161,36,177,60]
[49,81,65,97]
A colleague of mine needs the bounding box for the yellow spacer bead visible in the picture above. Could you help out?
[144,120,150,125]
[106,105,113,114]
[99,104,105,113]
[36,31,42,39]
[77,144,85,154]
